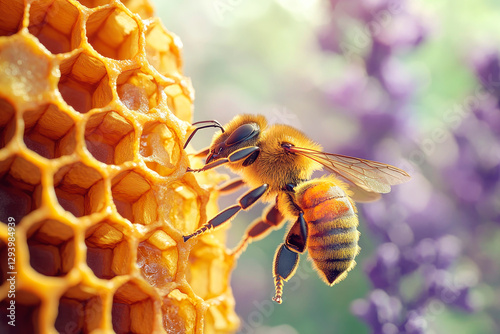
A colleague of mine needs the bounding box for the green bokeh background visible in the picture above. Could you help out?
[153,1,500,333]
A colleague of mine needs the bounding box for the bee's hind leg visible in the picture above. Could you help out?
[217,178,246,195]
[272,212,308,304]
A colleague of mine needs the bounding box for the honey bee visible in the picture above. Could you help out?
[182,114,410,303]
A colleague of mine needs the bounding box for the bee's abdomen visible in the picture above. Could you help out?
[296,180,360,286]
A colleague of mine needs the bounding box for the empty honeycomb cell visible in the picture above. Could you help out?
[162,289,197,334]
[117,68,160,112]
[53,162,105,217]
[0,155,42,223]
[0,290,41,333]
[112,280,157,334]
[162,181,202,235]
[140,121,180,176]
[86,6,140,60]
[23,103,76,159]
[0,98,16,149]
[188,243,232,300]
[111,169,158,225]
[0,0,24,37]
[27,218,75,276]
[58,51,112,113]
[54,285,103,333]
[121,0,154,19]
[85,219,132,279]
[145,19,182,77]
[164,83,193,123]
[137,230,178,287]
[28,0,81,54]
[85,110,135,165]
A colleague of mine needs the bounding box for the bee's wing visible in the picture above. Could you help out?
[287,146,411,194]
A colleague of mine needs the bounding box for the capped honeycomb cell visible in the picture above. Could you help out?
[86,6,140,60]
[0,0,239,333]
[53,162,105,217]
[55,285,103,333]
[27,219,75,276]
[111,169,157,225]
[137,229,178,287]
[0,155,42,223]
[28,0,81,54]
[112,280,157,333]
[58,51,112,113]
[85,219,132,279]
[0,98,15,149]
[85,110,135,165]
[140,121,181,176]
[117,68,160,112]
[23,103,76,159]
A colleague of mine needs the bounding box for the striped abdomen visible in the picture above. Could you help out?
[296,179,360,286]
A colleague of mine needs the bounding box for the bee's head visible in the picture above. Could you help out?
[206,114,266,164]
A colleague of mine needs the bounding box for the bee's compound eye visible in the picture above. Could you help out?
[226,123,259,146]
[281,142,294,150]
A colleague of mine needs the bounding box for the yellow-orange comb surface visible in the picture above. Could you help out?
[0,0,238,333]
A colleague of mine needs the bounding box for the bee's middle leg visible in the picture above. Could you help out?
[230,203,285,257]
[183,183,269,242]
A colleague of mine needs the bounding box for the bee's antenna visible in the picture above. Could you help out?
[183,120,225,149]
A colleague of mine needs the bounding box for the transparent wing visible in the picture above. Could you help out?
[287,146,411,194]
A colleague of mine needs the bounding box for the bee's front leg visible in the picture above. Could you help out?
[183,183,269,242]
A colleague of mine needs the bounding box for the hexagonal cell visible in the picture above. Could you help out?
[162,181,201,235]
[164,83,193,122]
[0,290,41,333]
[117,69,160,113]
[187,243,231,300]
[53,162,105,217]
[54,284,103,333]
[121,0,154,19]
[23,103,76,159]
[85,219,131,279]
[0,0,24,37]
[0,97,16,149]
[137,230,178,287]
[144,19,181,77]
[85,110,135,165]
[140,122,181,176]
[162,289,196,334]
[28,0,81,54]
[86,6,140,60]
[27,219,75,276]
[111,169,158,225]
[58,51,112,114]
[112,280,156,334]
[0,155,42,224]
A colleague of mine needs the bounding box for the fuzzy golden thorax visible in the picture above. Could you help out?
[226,120,323,198]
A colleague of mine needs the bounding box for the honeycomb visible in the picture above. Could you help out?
[0,0,239,333]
